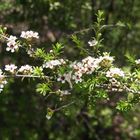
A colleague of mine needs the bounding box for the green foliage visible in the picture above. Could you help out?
[35,43,64,61]
[32,67,44,77]
[116,100,133,111]
[125,51,136,64]
[0,1,13,11]
[0,0,140,140]
[35,48,47,60]
[52,43,64,56]
[36,83,51,96]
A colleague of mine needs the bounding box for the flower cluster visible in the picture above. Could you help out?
[72,54,114,83]
[43,59,66,69]
[57,72,72,84]
[6,35,20,53]
[18,65,33,74]
[106,68,125,78]
[20,31,39,39]
[5,30,39,53]
[0,69,7,92]
[57,54,114,84]
[98,53,114,67]
[4,64,33,75]
[71,56,99,83]
[5,64,17,74]
[0,63,34,92]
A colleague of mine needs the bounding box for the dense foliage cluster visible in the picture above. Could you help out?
[0,0,140,140]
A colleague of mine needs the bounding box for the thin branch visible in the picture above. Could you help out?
[54,101,75,112]
[63,24,126,38]
[2,74,140,94]
[0,33,8,40]
[2,74,49,79]
[96,84,140,94]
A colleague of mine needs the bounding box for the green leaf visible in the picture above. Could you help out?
[52,42,64,56]
[71,35,81,46]
[36,83,51,96]
[116,21,126,27]
[35,48,47,59]
[32,67,44,77]
[125,51,136,64]
[116,100,133,111]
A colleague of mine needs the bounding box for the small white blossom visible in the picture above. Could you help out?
[5,64,17,73]
[20,31,39,39]
[6,35,19,53]
[70,56,100,77]
[27,48,35,57]
[88,39,98,46]
[43,60,61,69]
[72,62,83,71]
[18,65,33,74]
[106,68,125,78]
[82,56,99,74]
[59,59,66,64]
[43,59,66,69]
[57,72,72,88]
[109,78,121,87]
[0,69,7,93]
[72,73,83,83]
[135,59,140,65]
[7,35,17,42]
[57,74,66,83]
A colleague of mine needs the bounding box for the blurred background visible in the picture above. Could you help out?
[0,0,140,139]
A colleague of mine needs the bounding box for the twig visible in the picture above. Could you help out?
[54,101,75,112]
[96,84,140,94]
[63,24,125,38]
[0,33,8,40]
[100,24,125,31]
[2,74,49,79]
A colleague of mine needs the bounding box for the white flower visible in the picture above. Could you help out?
[72,73,83,83]
[20,31,39,39]
[5,64,17,73]
[18,65,33,74]
[57,74,66,83]
[109,78,121,87]
[72,62,83,71]
[106,68,125,78]
[7,35,17,42]
[57,72,72,88]
[135,59,140,65]
[43,59,66,69]
[6,35,19,53]
[0,69,7,93]
[27,48,35,57]
[43,60,61,69]
[88,39,98,46]
[59,59,66,64]
[82,56,99,74]
[70,56,100,77]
